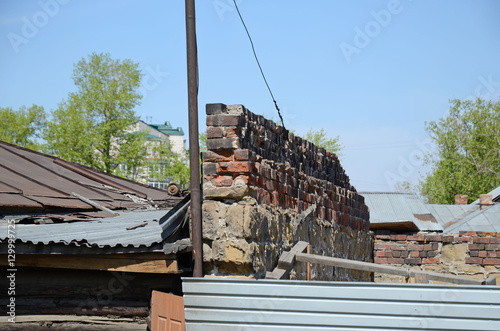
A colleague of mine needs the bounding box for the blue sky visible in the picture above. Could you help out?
[1,0,500,192]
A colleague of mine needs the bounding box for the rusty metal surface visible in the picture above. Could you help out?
[0,141,183,214]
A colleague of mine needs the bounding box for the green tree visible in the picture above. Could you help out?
[147,140,190,189]
[0,105,46,150]
[420,98,500,204]
[44,52,145,175]
[303,128,343,155]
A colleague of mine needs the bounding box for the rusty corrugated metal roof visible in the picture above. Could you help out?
[0,141,183,214]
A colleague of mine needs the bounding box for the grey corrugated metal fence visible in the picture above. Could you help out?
[182,278,500,331]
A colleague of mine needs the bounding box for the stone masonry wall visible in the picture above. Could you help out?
[374,230,500,284]
[201,103,373,280]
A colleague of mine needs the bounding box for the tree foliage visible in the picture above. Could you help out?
[44,52,145,175]
[420,98,500,204]
[303,128,343,155]
[0,105,46,150]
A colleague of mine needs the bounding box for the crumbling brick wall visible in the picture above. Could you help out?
[201,103,372,280]
[374,230,500,284]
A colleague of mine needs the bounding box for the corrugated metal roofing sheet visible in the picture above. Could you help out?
[426,204,479,228]
[360,192,443,231]
[0,141,183,214]
[443,204,500,233]
[0,209,181,250]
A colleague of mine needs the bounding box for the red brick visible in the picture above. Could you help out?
[478,251,487,258]
[211,175,233,187]
[233,149,250,161]
[473,237,491,244]
[477,231,497,237]
[460,231,477,236]
[225,127,241,138]
[442,235,454,243]
[409,251,420,258]
[485,244,500,251]
[483,258,500,265]
[375,251,386,258]
[387,258,405,264]
[469,250,479,257]
[425,234,442,242]
[407,234,425,241]
[423,244,432,251]
[408,244,424,251]
[390,234,407,241]
[422,258,440,264]
[202,150,233,162]
[454,236,472,243]
[391,244,408,251]
[465,257,483,264]
[219,161,252,174]
[375,234,391,240]
[490,237,500,244]
[468,243,485,250]
[487,251,497,258]
[374,257,388,264]
[206,126,224,138]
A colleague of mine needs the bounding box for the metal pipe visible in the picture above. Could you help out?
[185,0,203,277]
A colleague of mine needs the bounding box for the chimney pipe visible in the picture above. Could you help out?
[479,194,493,210]
[455,194,468,205]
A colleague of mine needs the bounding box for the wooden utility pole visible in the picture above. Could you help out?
[185,0,202,278]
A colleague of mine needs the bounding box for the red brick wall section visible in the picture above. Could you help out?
[203,103,370,232]
[374,230,500,266]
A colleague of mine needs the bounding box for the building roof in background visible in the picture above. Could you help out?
[149,121,184,136]
[0,141,183,215]
[361,192,443,232]
[440,204,500,233]
[361,190,500,233]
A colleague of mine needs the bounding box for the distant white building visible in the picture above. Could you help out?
[127,120,186,189]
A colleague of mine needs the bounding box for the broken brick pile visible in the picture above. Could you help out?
[202,103,369,232]
[374,230,500,266]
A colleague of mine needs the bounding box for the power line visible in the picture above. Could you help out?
[232,0,284,129]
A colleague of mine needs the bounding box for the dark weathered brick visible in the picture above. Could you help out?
[404,258,421,265]
[206,114,243,127]
[206,103,227,115]
[202,163,218,176]
[206,138,239,151]
[465,257,483,264]
[202,150,233,162]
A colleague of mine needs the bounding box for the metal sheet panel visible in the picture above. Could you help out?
[182,278,500,331]
[0,209,176,250]
[361,192,443,231]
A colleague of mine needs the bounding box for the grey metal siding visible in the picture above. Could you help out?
[182,278,500,331]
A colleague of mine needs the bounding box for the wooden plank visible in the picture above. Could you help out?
[267,241,309,279]
[277,241,309,269]
[414,273,428,284]
[296,253,485,285]
[0,253,181,274]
